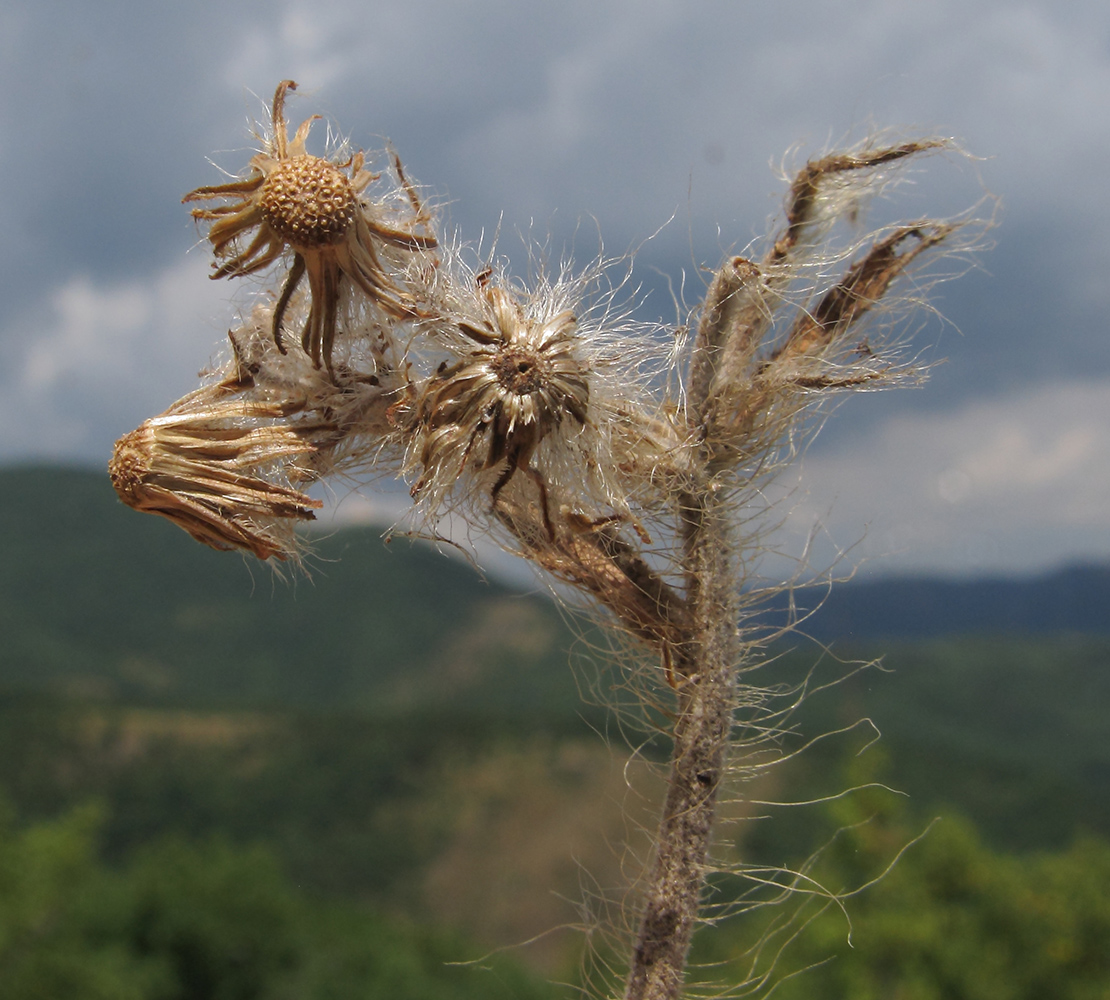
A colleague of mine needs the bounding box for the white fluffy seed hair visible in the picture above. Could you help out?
[400,241,680,525]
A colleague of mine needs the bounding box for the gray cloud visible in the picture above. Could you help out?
[774,378,1110,577]
[2,0,1107,574]
[0,257,231,461]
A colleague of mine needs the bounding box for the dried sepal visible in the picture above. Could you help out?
[771,222,953,362]
[769,140,949,263]
[687,256,768,425]
[492,487,690,660]
[183,80,437,373]
[694,141,967,466]
[699,139,954,388]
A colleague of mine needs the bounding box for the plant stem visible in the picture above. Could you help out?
[624,263,744,1000]
[624,479,738,1000]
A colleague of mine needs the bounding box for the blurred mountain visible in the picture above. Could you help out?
[796,564,1110,641]
[1,465,1108,932]
[0,464,581,714]
[3,465,1109,705]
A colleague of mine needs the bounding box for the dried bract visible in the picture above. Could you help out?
[184,80,437,373]
[109,388,325,561]
[692,140,968,467]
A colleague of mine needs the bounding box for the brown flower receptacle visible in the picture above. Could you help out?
[184,80,436,374]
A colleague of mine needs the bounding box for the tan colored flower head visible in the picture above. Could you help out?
[109,293,415,562]
[409,280,591,533]
[109,388,325,561]
[184,80,437,373]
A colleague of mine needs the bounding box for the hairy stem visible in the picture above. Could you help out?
[625,266,743,999]
[625,480,738,1000]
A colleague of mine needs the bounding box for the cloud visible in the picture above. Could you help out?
[776,379,1110,577]
[0,255,234,463]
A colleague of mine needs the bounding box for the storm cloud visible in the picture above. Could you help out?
[2,0,1107,575]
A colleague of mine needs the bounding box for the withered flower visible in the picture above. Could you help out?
[109,388,325,561]
[184,80,436,372]
[109,298,409,562]
[410,281,591,534]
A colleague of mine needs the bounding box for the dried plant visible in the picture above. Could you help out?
[183,80,437,372]
[111,83,984,1000]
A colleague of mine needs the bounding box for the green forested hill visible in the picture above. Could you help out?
[0,465,581,714]
[2,464,1109,852]
[2,465,1110,998]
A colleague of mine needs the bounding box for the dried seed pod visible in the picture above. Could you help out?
[184,80,437,373]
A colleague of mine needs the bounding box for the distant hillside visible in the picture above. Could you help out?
[3,465,1108,693]
[0,465,582,714]
[1,465,1108,864]
[797,564,1110,640]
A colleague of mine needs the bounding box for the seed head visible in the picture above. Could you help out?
[409,280,588,513]
[183,80,437,373]
[260,155,358,248]
[402,250,675,547]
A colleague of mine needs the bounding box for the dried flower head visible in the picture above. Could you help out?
[411,280,586,524]
[109,294,412,562]
[183,80,437,372]
[405,253,668,542]
[108,388,325,561]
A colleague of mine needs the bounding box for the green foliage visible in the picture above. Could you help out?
[0,697,602,903]
[0,802,560,1000]
[4,467,1110,850]
[860,636,1110,849]
[763,636,1110,851]
[696,779,1110,1000]
[792,823,1110,998]
[0,802,168,999]
[114,838,300,1000]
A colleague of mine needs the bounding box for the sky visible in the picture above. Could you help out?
[1,0,1107,579]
